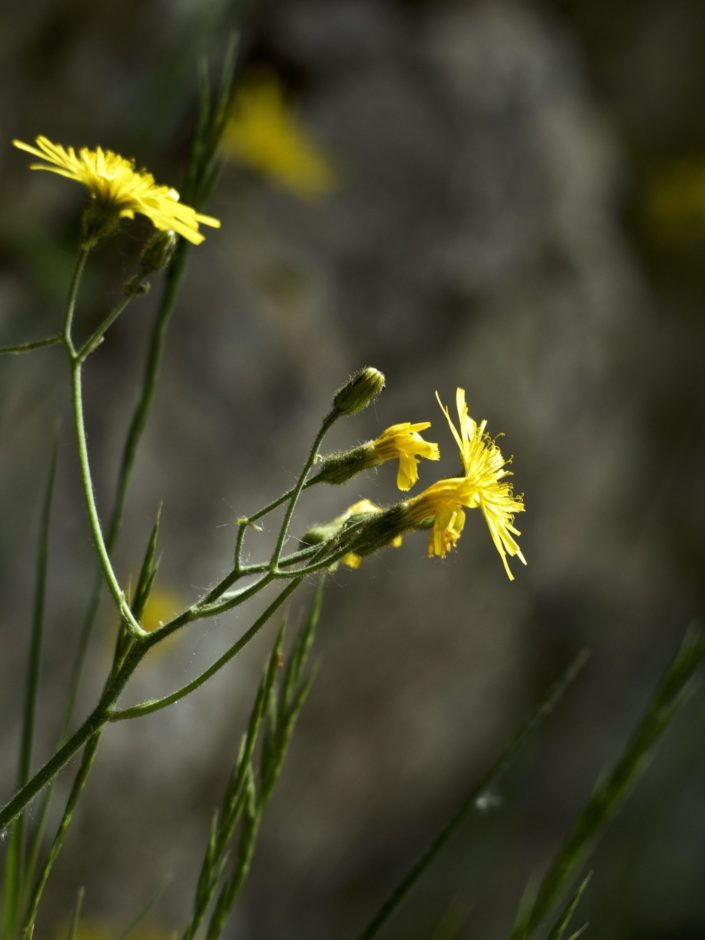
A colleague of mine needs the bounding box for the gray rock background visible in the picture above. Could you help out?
[1,0,704,938]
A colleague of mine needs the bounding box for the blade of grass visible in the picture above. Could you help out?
[356,648,591,940]
[22,733,101,938]
[66,886,85,940]
[545,872,591,940]
[1,437,58,940]
[515,625,705,938]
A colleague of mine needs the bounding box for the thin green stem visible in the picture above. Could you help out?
[108,579,302,723]
[2,440,59,936]
[237,544,322,577]
[196,573,275,620]
[60,254,187,735]
[271,412,337,569]
[70,361,146,638]
[22,732,102,936]
[0,335,63,356]
[63,249,90,353]
[0,643,144,833]
[76,281,146,361]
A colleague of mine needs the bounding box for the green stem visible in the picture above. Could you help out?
[60,251,187,735]
[76,282,146,361]
[0,645,143,833]
[0,335,63,355]
[69,361,146,638]
[270,412,337,569]
[2,442,58,940]
[63,249,90,354]
[109,579,302,722]
[22,733,102,935]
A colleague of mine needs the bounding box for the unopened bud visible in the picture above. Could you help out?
[314,443,375,485]
[345,503,410,560]
[332,367,385,417]
[139,230,177,275]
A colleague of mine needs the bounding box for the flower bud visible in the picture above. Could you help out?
[332,367,385,417]
[139,230,178,275]
[314,443,375,485]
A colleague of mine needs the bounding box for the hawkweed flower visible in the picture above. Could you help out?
[316,422,440,490]
[13,136,220,246]
[369,422,440,490]
[222,72,336,198]
[429,388,526,578]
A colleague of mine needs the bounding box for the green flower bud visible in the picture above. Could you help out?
[139,230,178,275]
[314,443,375,484]
[332,367,385,417]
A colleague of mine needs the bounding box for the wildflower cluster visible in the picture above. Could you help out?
[2,118,527,940]
[312,382,526,580]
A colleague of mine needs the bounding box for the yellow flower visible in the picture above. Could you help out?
[338,499,403,569]
[370,422,440,491]
[223,73,336,198]
[315,421,439,489]
[407,388,527,579]
[13,135,220,245]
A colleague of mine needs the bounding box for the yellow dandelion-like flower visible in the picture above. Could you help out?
[337,498,403,569]
[222,73,336,199]
[13,135,220,245]
[370,422,440,491]
[404,388,527,579]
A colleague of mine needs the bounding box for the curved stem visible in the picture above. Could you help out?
[77,282,146,361]
[109,579,302,723]
[0,335,63,356]
[271,412,337,569]
[63,249,90,354]
[61,249,188,735]
[70,361,146,638]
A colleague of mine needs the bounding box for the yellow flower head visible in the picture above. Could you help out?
[13,136,220,245]
[223,73,336,198]
[370,422,440,491]
[403,388,527,579]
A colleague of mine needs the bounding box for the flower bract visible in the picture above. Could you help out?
[13,136,220,245]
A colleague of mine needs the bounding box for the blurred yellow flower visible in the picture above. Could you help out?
[53,923,171,940]
[139,585,183,634]
[13,136,220,244]
[223,73,336,198]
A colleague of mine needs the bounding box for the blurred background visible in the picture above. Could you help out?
[1,0,705,937]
